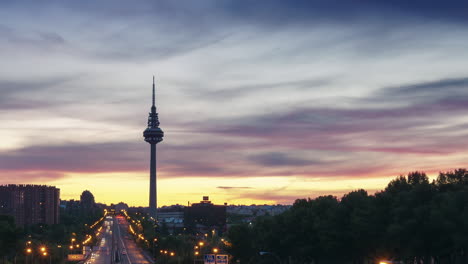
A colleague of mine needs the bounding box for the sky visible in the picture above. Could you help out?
[0,0,467,206]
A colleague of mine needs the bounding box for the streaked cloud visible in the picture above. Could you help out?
[217,186,252,190]
[0,0,467,205]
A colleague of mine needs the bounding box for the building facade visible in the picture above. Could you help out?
[184,196,226,234]
[0,184,60,226]
[158,205,185,234]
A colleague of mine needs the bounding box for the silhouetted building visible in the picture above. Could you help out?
[60,199,80,214]
[80,190,95,210]
[115,202,129,212]
[143,77,164,219]
[184,196,226,234]
[0,184,60,226]
[158,205,185,234]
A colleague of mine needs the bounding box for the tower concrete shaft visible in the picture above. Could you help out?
[149,143,157,217]
[143,76,164,219]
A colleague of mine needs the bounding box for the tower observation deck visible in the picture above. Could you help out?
[143,76,164,219]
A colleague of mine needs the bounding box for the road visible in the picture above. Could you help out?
[84,216,113,264]
[115,215,152,264]
[84,216,153,264]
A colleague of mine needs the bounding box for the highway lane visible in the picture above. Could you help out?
[81,215,153,264]
[84,216,113,264]
[115,215,153,264]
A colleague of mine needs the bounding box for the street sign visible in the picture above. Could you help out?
[216,255,228,264]
[204,254,216,264]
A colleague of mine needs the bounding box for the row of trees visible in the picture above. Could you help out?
[227,169,468,264]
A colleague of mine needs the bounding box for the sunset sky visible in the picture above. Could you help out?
[1,0,467,206]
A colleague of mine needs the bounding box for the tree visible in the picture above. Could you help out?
[0,215,18,260]
[226,168,468,264]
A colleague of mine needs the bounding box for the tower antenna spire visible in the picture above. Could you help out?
[152,75,155,107]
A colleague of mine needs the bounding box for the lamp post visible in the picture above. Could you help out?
[42,251,51,264]
[25,248,33,264]
[193,251,200,264]
[152,238,158,260]
[259,251,282,264]
[70,238,76,254]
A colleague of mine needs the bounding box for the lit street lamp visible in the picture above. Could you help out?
[259,251,282,264]
[42,251,51,264]
[25,248,33,264]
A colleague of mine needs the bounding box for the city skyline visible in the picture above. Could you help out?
[1,1,468,206]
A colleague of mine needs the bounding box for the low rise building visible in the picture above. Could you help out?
[185,196,226,234]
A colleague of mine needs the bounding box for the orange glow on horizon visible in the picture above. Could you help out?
[5,170,442,206]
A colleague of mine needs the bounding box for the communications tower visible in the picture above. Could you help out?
[143,76,164,219]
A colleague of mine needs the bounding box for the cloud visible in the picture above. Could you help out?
[0,139,259,179]
[196,76,468,156]
[249,152,315,167]
[0,142,146,174]
[5,0,468,23]
[217,186,252,190]
[187,78,333,101]
[5,72,466,181]
[0,170,67,184]
[0,24,67,50]
[376,76,468,103]
[1,0,468,204]
[0,76,78,110]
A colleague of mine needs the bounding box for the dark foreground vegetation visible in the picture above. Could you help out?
[227,169,468,264]
[0,206,103,264]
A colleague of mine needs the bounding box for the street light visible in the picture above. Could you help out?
[25,248,33,264]
[194,250,202,264]
[259,251,282,264]
[42,251,51,264]
[213,248,218,254]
